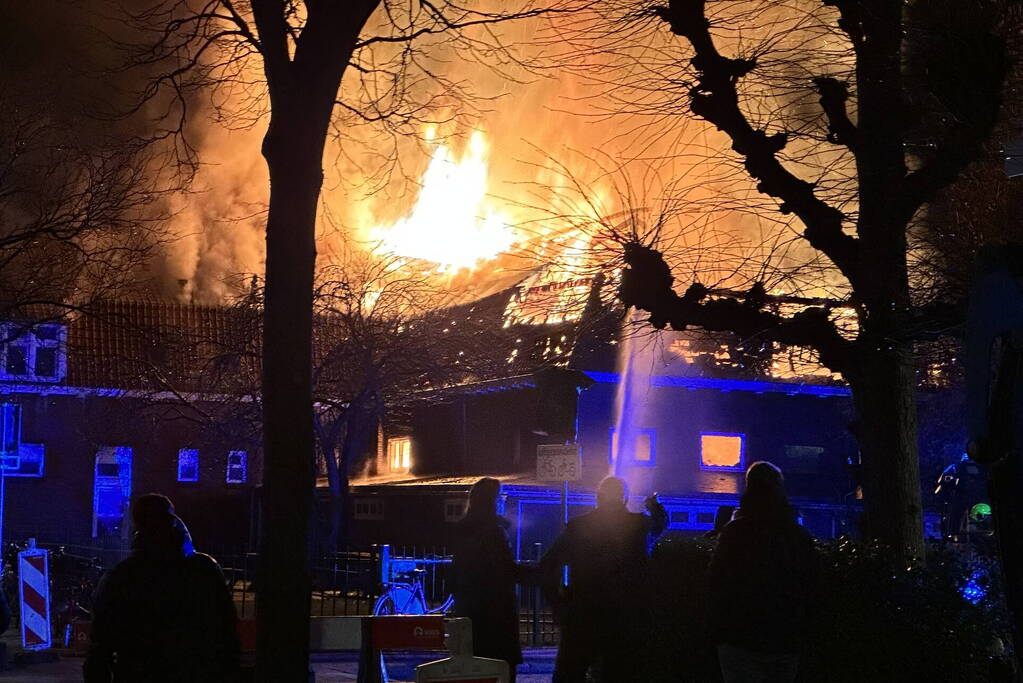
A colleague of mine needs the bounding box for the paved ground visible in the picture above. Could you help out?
[0,649,557,682]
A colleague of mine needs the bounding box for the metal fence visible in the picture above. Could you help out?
[228,543,558,646]
[4,538,559,647]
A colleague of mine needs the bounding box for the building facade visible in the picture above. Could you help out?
[0,301,261,552]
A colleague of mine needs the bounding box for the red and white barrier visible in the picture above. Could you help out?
[18,542,51,650]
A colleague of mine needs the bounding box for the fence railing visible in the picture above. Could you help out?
[3,538,559,647]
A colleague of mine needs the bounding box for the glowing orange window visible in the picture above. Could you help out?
[388,437,412,472]
[700,433,745,471]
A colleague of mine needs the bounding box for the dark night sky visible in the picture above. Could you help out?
[0,3,131,135]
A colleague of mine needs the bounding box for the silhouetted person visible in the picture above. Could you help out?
[934,455,988,540]
[709,462,819,683]
[0,582,10,666]
[451,478,531,682]
[541,476,667,683]
[84,493,240,683]
[0,580,10,636]
[705,504,736,540]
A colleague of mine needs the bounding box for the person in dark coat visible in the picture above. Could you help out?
[0,579,10,636]
[540,476,667,683]
[709,461,820,683]
[704,504,736,541]
[451,478,531,682]
[84,493,240,683]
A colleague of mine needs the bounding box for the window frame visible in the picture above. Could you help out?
[177,448,199,483]
[0,323,67,383]
[608,427,657,467]
[783,444,825,473]
[353,498,386,520]
[387,437,412,473]
[669,510,690,525]
[699,431,746,472]
[92,446,133,538]
[443,498,468,523]
[3,443,44,478]
[226,450,248,484]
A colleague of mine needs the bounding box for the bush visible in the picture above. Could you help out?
[803,540,1007,682]
[644,535,1010,683]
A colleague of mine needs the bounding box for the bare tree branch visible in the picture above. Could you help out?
[813,76,857,150]
[620,242,853,372]
[652,0,861,284]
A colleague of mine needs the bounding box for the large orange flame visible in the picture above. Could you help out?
[368,130,517,272]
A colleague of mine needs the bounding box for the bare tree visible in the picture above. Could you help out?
[121,1,572,675]
[546,0,1018,558]
[0,97,164,326]
[308,251,510,549]
[147,248,515,543]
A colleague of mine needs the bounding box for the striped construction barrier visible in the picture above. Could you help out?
[18,543,51,650]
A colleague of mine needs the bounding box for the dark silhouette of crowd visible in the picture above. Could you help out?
[452,464,817,683]
[85,463,816,683]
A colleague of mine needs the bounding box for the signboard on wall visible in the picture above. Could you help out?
[536,444,581,482]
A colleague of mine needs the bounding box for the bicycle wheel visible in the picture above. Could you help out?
[374,584,426,615]
[395,585,426,614]
[373,591,397,615]
[427,593,455,614]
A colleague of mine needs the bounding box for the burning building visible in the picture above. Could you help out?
[0,121,948,556]
[345,266,943,555]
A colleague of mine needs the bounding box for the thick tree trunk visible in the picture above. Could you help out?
[256,116,323,682]
[848,1,924,559]
[322,440,346,553]
[245,3,380,679]
[849,346,925,559]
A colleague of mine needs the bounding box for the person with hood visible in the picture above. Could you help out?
[540,476,667,683]
[708,461,820,683]
[450,478,532,682]
[84,493,240,682]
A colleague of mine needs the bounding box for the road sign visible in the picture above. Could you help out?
[536,444,582,482]
[18,542,51,650]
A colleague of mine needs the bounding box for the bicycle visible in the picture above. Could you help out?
[49,549,103,647]
[2,542,103,646]
[372,567,453,616]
